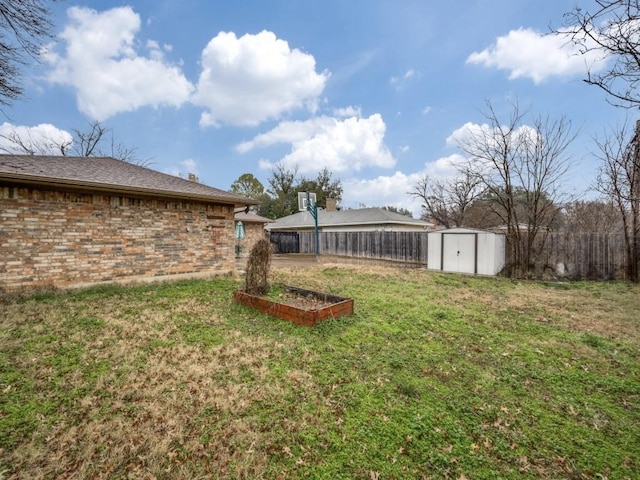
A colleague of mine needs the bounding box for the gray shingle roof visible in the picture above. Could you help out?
[266,207,431,230]
[0,154,254,205]
[234,210,272,223]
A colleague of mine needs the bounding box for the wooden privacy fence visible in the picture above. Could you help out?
[273,230,636,280]
[508,232,634,281]
[269,231,300,254]
[298,231,428,264]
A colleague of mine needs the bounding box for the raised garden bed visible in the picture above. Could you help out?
[233,285,354,327]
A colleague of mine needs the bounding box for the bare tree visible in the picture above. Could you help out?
[0,0,55,107]
[0,120,150,165]
[71,121,106,157]
[0,127,70,155]
[71,121,149,165]
[455,101,577,276]
[409,173,483,228]
[594,120,640,280]
[557,0,640,108]
[562,199,622,233]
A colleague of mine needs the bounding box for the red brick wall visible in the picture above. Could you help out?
[236,221,267,257]
[0,185,235,290]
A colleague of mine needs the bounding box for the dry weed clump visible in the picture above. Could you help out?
[245,239,272,295]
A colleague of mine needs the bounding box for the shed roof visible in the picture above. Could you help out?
[428,227,504,235]
[0,154,254,205]
[266,207,432,230]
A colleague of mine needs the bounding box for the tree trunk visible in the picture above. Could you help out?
[631,120,640,281]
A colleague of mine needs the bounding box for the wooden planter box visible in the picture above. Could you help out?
[233,286,354,327]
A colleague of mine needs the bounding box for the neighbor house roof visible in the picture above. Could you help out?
[0,155,255,205]
[234,209,272,224]
[266,207,432,230]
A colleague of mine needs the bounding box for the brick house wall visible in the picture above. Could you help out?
[1,185,235,290]
[245,222,267,250]
[236,221,267,257]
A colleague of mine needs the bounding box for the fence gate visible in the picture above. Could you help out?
[269,232,300,254]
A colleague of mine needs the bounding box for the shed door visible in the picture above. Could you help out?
[442,233,476,274]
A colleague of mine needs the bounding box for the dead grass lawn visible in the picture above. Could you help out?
[1,265,639,479]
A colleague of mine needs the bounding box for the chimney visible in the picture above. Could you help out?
[326,197,337,212]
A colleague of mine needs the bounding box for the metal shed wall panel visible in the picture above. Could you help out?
[427,228,505,276]
[442,233,476,274]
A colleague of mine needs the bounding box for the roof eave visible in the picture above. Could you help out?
[1,172,257,206]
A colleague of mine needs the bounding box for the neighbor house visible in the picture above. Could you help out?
[0,155,254,290]
[265,204,433,258]
[265,206,433,233]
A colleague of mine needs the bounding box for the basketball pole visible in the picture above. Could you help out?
[306,191,319,256]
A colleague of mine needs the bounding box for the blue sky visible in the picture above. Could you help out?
[0,0,628,215]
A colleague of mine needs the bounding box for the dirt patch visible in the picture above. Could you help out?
[273,291,336,310]
[236,254,424,271]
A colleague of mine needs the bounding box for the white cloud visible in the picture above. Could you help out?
[181,158,198,173]
[343,171,424,216]
[0,122,73,155]
[164,158,199,178]
[342,152,469,217]
[193,30,329,127]
[333,106,362,118]
[390,69,415,85]
[422,106,432,115]
[466,27,604,83]
[245,114,395,174]
[446,121,539,153]
[236,116,335,153]
[426,153,468,177]
[446,121,491,147]
[390,69,417,91]
[44,6,193,120]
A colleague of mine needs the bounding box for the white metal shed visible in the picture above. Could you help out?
[427,227,506,276]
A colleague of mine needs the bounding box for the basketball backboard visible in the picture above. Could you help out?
[298,192,317,211]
